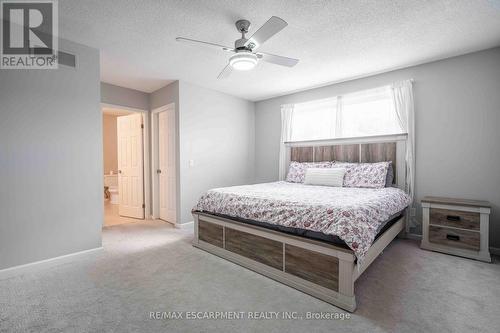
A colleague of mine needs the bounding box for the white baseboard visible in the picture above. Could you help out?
[490,247,500,256]
[0,247,103,278]
[175,221,194,231]
[150,218,193,231]
[405,233,422,241]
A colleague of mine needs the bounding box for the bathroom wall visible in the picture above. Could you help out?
[102,114,118,174]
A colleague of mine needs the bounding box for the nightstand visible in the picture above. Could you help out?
[421,196,491,262]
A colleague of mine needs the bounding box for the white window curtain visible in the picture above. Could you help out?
[289,97,338,142]
[392,79,415,202]
[279,104,294,180]
[340,86,402,138]
[287,87,403,143]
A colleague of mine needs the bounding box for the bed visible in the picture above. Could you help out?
[192,134,410,311]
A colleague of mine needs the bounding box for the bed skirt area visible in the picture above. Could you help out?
[192,212,405,312]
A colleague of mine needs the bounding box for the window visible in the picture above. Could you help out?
[288,86,404,142]
[290,97,338,142]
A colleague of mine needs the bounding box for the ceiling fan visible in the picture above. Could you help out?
[176,16,299,79]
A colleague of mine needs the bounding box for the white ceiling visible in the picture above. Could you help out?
[59,0,500,101]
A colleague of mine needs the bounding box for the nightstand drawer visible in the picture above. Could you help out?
[422,196,490,262]
[430,208,479,230]
[429,225,480,251]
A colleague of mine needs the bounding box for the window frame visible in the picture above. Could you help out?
[287,85,405,143]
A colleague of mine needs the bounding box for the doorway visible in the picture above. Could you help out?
[102,104,151,227]
[152,104,177,225]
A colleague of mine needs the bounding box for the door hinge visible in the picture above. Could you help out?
[141,124,144,129]
[142,203,145,209]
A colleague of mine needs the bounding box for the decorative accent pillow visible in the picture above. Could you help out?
[385,162,394,187]
[333,161,390,189]
[285,161,332,183]
[304,168,346,187]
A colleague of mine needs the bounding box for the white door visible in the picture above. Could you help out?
[158,110,176,222]
[117,114,144,219]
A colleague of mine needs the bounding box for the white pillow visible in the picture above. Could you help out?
[303,168,346,187]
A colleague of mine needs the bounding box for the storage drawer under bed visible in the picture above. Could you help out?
[197,219,340,292]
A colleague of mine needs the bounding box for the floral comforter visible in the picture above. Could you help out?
[193,182,410,261]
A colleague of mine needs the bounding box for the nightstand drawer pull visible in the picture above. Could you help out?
[446,234,460,241]
[446,215,461,222]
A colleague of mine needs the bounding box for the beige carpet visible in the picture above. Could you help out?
[1,220,499,333]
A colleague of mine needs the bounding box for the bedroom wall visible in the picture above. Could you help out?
[0,39,102,270]
[101,82,150,110]
[150,81,255,225]
[254,47,500,248]
[178,81,255,224]
[150,81,179,111]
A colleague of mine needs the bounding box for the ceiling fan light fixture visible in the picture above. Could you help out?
[229,52,258,71]
[176,16,299,79]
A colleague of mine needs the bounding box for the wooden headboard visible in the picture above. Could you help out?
[285,134,408,189]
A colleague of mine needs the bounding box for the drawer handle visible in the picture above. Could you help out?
[446,234,460,241]
[446,215,461,222]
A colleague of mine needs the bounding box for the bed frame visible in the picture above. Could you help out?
[192,134,408,312]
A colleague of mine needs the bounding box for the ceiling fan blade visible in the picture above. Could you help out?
[257,52,299,67]
[217,64,233,79]
[244,16,288,50]
[176,37,234,52]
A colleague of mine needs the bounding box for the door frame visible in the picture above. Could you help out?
[151,103,176,224]
[101,103,151,220]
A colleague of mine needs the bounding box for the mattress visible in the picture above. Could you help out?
[194,181,411,261]
[200,210,405,250]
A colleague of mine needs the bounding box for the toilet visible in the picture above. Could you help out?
[104,174,119,204]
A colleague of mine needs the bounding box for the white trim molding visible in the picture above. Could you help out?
[0,247,103,278]
[101,102,152,220]
[175,221,194,231]
[405,233,422,241]
[151,103,177,222]
[285,133,408,147]
[101,103,147,114]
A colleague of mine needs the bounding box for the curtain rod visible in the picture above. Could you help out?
[280,79,415,108]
